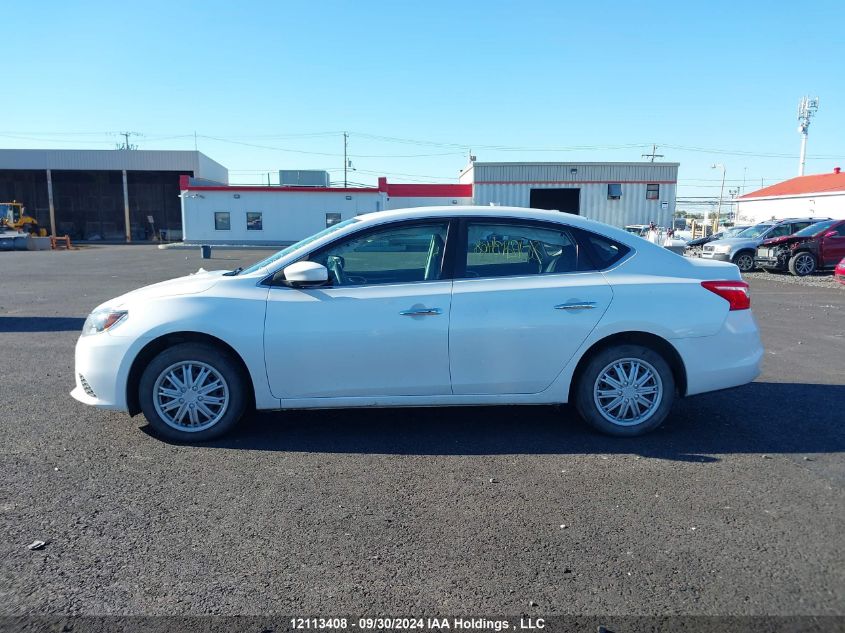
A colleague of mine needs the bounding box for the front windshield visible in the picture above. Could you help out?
[237,218,359,275]
[737,224,774,239]
[792,219,836,237]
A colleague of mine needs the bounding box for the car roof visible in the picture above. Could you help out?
[356,205,619,234]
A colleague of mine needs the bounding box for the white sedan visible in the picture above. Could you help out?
[72,206,763,441]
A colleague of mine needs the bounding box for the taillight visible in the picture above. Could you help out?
[701,280,751,310]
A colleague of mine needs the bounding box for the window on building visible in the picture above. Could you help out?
[646,183,660,200]
[326,213,342,228]
[214,212,230,231]
[607,183,622,200]
[246,212,263,231]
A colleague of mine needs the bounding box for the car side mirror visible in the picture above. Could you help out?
[824,230,838,238]
[280,261,328,287]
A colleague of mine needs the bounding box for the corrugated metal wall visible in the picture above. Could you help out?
[474,182,676,228]
[468,162,678,228]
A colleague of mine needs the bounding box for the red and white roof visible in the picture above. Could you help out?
[739,167,845,200]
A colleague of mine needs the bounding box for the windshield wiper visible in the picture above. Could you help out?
[223,267,243,276]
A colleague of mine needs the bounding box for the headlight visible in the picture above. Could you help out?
[713,244,733,253]
[82,309,128,336]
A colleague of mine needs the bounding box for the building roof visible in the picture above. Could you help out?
[739,168,845,200]
[0,149,229,183]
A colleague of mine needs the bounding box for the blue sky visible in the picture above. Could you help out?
[3,0,844,208]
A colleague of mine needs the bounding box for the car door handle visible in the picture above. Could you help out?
[554,301,597,311]
[399,308,443,316]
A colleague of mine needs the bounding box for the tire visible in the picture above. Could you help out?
[574,344,676,437]
[138,342,247,442]
[788,251,816,277]
[732,251,755,273]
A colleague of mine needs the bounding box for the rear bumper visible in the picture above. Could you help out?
[672,310,763,396]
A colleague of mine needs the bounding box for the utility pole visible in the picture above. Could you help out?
[343,132,349,187]
[116,131,139,150]
[797,96,819,176]
[641,144,664,162]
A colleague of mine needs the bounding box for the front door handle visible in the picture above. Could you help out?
[555,301,597,311]
[399,307,443,316]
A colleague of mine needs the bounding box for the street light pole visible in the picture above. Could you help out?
[712,163,726,230]
[343,132,349,188]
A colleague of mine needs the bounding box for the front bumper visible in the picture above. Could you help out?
[70,331,136,411]
[672,309,763,396]
[708,252,732,262]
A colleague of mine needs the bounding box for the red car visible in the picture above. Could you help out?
[755,218,845,276]
[836,256,845,285]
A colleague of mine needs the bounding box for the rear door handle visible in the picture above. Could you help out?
[555,301,597,311]
[399,308,443,316]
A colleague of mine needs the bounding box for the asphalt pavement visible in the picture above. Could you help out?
[0,246,843,621]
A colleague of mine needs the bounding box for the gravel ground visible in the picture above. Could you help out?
[743,269,844,289]
[0,246,843,622]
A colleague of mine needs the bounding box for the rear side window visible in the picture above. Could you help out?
[573,228,631,269]
[463,222,588,278]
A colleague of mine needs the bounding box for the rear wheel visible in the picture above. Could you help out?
[788,251,816,276]
[574,344,675,437]
[733,251,755,273]
[139,343,247,442]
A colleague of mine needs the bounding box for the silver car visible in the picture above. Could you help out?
[701,218,824,272]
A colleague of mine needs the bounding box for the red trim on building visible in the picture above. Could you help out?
[738,170,845,199]
[385,183,472,198]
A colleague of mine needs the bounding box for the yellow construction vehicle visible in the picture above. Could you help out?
[0,202,48,236]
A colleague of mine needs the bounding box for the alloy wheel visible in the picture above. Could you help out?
[735,253,754,272]
[794,254,815,276]
[593,358,664,426]
[152,361,230,432]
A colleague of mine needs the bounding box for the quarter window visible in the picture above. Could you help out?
[246,212,263,231]
[463,222,586,278]
[309,222,449,286]
[214,212,230,231]
[646,183,660,200]
[607,183,622,199]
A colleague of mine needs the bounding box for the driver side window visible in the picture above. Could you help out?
[309,222,449,287]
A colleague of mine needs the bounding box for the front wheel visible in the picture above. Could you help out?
[732,251,755,273]
[139,342,247,442]
[788,252,816,276]
[574,344,675,437]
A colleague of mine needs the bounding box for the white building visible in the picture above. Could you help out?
[462,161,678,228]
[180,161,678,244]
[736,167,845,224]
[180,176,472,244]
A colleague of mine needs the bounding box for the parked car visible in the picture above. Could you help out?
[686,225,751,249]
[701,218,827,272]
[72,206,763,441]
[836,257,845,285]
[755,219,845,276]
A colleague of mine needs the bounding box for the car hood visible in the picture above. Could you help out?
[707,237,761,248]
[761,235,803,247]
[98,269,228,309]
